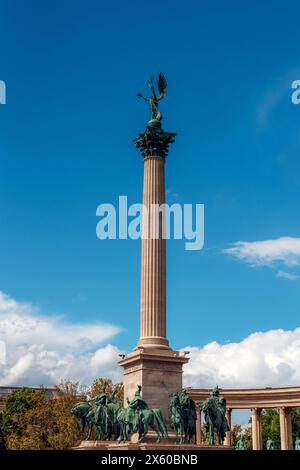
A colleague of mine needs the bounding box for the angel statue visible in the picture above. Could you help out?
[137,73,167,126]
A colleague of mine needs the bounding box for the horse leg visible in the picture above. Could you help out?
[124,423,130,442]
[117,425,122,442]
[181,426,184,444]
[175,426,179,444]
[138,416,151,443]
[138,421,146,443]
[184,426,188,444]
[80,417,85,434]
[218,429,223,446]
[96,425,101,440]
[86,419,92,440]
[117,423,123,443]
[209,425,215,446]
[150,421,161,444]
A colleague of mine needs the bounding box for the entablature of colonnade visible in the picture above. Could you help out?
[189,387,300,409]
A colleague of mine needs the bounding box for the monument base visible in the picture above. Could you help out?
[72,440,111,450]
[109,442,234,451]
[119,347,188,426]
[73,441,234,451]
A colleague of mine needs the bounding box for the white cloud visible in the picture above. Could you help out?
[223,237,300,276]
[0,291,122,387]
[183,327,300,389]
[1,292,300,393]
[277,270,300,281]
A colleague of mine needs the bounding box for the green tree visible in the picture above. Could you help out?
[231,423,243,448]
[247,408,300,450]
[3,379,124,449]
[231,423,252,449]
[292,408,300,445]
[261,409,280,449]
[5,381,84,450]
[0,412,6,449]
[2,387,42,437]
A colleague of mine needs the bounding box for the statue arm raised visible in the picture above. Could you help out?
[137,92,149,102]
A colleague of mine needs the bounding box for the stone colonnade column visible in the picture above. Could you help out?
[196,405,202,445]
[224,408,232,446]
[280,407,293,450]
[251,408,262,450]
[138,155,168,348]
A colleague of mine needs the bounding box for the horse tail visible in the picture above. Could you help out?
[153,409,168,438]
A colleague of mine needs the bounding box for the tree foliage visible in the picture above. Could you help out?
[0,412,6,449]
[3,381,84,450]
[231,408,300,450]
[1,378,123,450]
[2,387,42,437]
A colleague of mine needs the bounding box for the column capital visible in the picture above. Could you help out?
[134,124,177,159]
[280,406,292,414]
[251,407,262,416]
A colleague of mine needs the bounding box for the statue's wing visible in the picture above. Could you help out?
[157,72,167,98]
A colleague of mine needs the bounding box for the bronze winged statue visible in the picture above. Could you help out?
[137,72,167,124]
[134,72,176,159]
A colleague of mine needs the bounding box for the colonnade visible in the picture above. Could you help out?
[190,387,300,450]
[194,405,294,449]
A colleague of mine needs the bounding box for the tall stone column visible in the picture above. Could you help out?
[280,407,293,450]
[251,408,262,450]
[138,155,168,348]
[119,122,188,425]
[224,408,232,446]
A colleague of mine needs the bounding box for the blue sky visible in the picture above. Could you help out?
[1,0,300,385]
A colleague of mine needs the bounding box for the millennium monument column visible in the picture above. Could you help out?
[119,74,188,423]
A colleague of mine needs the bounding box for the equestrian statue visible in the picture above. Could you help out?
[201,385,229,445]
[71,385,168,443]
[169,389,197,444]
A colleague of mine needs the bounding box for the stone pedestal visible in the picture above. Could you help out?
[119,348,188,426]
[74,441,235,452]
[107,442,234,451]
[72,440,110,450]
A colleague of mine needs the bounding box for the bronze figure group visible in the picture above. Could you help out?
[71,385,167,443]
[71,384,229,446]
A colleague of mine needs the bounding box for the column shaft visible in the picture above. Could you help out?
[280,407,293,450]
[138,156,169,348]
[287,409,293,450]
[196,406,202,446]
[251,408,262,450]
[224,408,232,446]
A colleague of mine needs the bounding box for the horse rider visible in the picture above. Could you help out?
[178,389,196,428]
[126,385,148,432]
[209,385,229,435]
[88,388,117,432]
[88,387,117,407]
